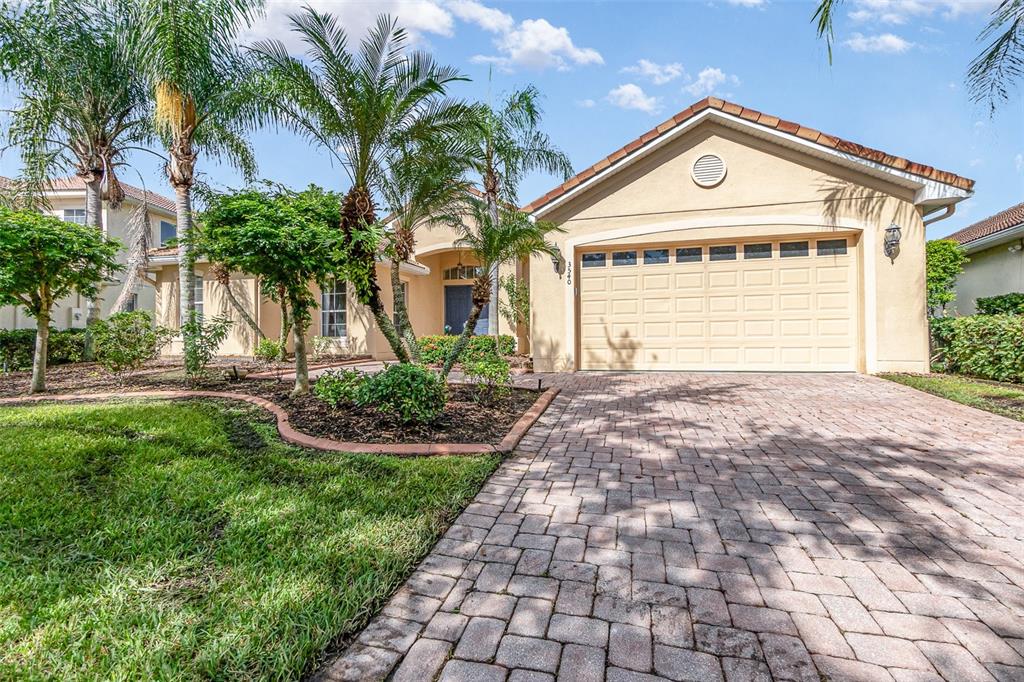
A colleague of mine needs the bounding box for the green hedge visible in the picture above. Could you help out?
[977,292,1024,315]
[0,327,86,371]
[418,334,516,365]
[930,315,1024,383]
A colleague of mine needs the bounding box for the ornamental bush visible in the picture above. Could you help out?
[930,315,1024,382]
[92,311,174,385]
[462,354,512,404]
[976,292,1024,315]
[418,334,515,364]
[0,328,85,371]
[181,313,232,385]
[356,363,447,424]
[313,368,365,407]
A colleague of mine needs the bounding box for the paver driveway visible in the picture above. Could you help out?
[317,373,1024,682]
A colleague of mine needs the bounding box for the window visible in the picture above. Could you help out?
[443,265,483,280]
[709,245,737,261]
[643,249,669,265]
[817,239,848,256]
[160,221,176,246]
[393,282,408,328]
[612,251,637,266]
[124,293,138,312]
[63,208,86,225]
[675,247,702,263]
[321,279,347,338]
[193,279,204,320]
[780,241,809,258]
[581,253,606,268]
[744,243,772,259]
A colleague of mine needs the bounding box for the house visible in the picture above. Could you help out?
[947,202,1024,314]
[0,175,178,329]
[150,97,973,373]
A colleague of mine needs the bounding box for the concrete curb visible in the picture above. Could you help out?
[0,386,560,457]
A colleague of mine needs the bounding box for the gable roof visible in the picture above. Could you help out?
[0,175,176,213]
[947,202,1024,246]
[522,97,975,215]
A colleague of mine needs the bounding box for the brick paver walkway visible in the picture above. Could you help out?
[317,373,1024,681]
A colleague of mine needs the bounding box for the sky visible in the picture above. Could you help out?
[1,0,1021,238]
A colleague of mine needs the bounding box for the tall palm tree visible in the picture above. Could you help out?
[462,84,574,338]
[442,198,563,377]
[0,0,150,353]
[134,0,264,339]
[252,9,469,363]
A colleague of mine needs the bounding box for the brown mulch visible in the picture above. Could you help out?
[0,361,540,445]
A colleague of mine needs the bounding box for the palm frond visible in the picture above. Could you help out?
[968,0,1024,114]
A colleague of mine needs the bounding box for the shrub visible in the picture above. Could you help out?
[0,327,85,372]
[181,313,232,384]
[926,239,968,316]
[313,368,365,407]
[462,354,512,404]
[92,311,174,385]
[355,363,446,424]
[253,338,283,365]
[310,335,333,362]
[930,314,1024,382]
[977,292,1024,315]
[418,334,515,365]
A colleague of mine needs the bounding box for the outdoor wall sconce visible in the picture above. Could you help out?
[884,222,902,262]
[551,245,565,275]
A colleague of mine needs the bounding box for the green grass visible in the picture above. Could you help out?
[881,373,1024,422]
[0,399,498,680]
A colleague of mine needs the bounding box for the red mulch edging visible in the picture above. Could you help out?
[0,387,560,456]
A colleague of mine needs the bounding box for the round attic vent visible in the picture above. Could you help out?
[692,154,726,187]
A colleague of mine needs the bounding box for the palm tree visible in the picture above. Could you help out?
[0,0,150,353]
[252,9,469,363]
[134,0,264,339]
[462,84,574,338]
[380,137,474,360]
[442,198,563,377]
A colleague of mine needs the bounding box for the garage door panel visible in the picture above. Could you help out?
[780,268,812,286]
[709,271,739,288]
[708,296,738,312]
[743,269,774,287]
[743,295,774,312]
[643,273,672,290]
[675,297,704,313]
[611,275,638,291]
[611,299,639,315]
[744,320,775,337]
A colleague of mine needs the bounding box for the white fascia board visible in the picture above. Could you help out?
[530,109,971,218]
[961,223,1024,254]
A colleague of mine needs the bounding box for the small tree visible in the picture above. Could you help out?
[926,239,969,317]
[92,310,174,385]
[0,209,120,392]
[498,274,530,342]
[198,185,352,395]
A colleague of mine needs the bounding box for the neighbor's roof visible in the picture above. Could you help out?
[0,175,176,213]
[522,97,975,214]
[947,201,1024,246]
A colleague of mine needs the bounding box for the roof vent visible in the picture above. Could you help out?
[692,154,726,187]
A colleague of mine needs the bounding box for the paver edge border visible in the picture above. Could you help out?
[0,386,560,456]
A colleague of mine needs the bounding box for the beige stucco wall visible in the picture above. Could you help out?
[952,239,1024,315]
[528,121,931,374]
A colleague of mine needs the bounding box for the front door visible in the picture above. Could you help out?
[444,285,489,335]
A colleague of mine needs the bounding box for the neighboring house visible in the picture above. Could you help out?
[947,202,1024,314]
[0,175,178,330]
[150,97,973,374]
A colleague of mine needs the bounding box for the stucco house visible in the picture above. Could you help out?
[0,175,178,330]
[150,97,974,374]
[947,202,1024,315]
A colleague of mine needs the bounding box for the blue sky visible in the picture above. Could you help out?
[2,0,1021,237]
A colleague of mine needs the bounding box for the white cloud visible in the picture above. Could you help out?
[606,83,660,114]
[684,67,740,97]
[622,59,686,85]
[448,0,513,33]
[847,0,993,25]
[726,0,767,6]
[576,98,596,108]
[1016,153,1023,173]
[969,158,983,167]
[843,32,914,53]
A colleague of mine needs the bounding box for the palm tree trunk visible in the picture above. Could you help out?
[442,300,484,378]
[291,311,309,396]
[174,184,196,329]
[371,301,410,363]
[82,174,104,360]
[486,194,500,339]
[390,257,420,362]
[30,304,51,394]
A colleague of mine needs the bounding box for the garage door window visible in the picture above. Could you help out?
[817,239,848,256]
[709,245,737,261]
[781,241,809,258]
[676,247,702,263]
[612,251,637,266]
[744,243,772,259]
[582,253,606,268]
[644,249,669,265]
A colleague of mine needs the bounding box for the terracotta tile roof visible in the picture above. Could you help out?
[148,245,179,258]
[0,174,176,213]
[522,97,975,214]
[947,201,1024,246]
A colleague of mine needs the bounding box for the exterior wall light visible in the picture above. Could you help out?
[884,223,902,261]
[551,245,565,274]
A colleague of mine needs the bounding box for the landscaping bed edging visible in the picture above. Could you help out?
[0,387,560,456]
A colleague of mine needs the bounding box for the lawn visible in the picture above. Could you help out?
[0,399,498,680]
[881,373,1024,422]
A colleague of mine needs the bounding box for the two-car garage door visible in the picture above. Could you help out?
[578,235,858,371]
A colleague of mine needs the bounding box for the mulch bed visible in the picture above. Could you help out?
[0,362,541,446]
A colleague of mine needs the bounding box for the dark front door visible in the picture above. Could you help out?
[444,285,489,335]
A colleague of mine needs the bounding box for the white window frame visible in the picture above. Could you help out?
[63,208,86,225]
[321,279,347,339]
[193,279,204,320]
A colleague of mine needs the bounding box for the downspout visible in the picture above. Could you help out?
[923,204,956,228]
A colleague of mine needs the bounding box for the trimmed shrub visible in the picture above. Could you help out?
[92,311,174,385]
[463,354,512,404]
[253,338,283,365]
[418,334,515,365]
[931,314,1024,382]
[977,293,1024,315]
[0,327,85,371]
[313,368,365,407]
[356,363,447,424]
[181,313,232,384]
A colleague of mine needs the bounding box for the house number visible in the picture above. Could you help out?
[566,263,572,286]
